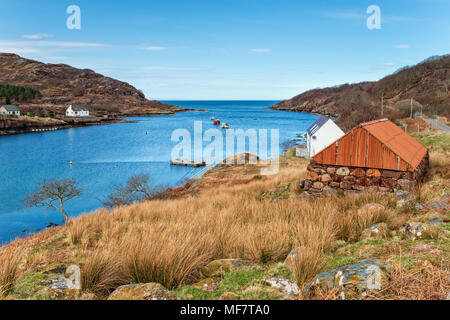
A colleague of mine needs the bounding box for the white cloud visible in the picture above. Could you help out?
[251,48,271,53]
[136,45,168,51]
[0,40,106,48]
[394,44,410,49]
[0,47,40,54]
[383,62,396,66]
[21,33,53,40]
[322,10,365,21]
[144,66,206,71]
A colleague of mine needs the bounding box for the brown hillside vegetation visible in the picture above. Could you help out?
[0,53,182,116]
[0,131,449,300]
[271,55,450,131]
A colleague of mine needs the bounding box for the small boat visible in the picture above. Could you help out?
[214,120,221,125]
[222,123,230,129]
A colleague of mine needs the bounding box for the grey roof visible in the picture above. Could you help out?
[1,105,20,112]
[306,116,329,136]
[69,106,89,112]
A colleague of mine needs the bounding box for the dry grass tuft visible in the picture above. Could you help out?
[364,260,449,300]
[0,249,21,297]
[81,249,127,296]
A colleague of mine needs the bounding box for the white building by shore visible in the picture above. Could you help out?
[66,105,89,117]
[0,105,20,117]
[306,116,345,158]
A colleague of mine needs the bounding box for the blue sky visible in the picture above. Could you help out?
[0,0,449,100]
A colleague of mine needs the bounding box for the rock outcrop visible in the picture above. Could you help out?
[108,283,180,300]
[307,259,391,299]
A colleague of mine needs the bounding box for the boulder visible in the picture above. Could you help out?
[357,203,385,216]
[307,259,391,299]
[382,170,402,179]
[340,181,353,190]
[361,223,389,240]
[425,200,450,214]
[366,169,381,177]
[410,212,443,224]
[397,179,416,191]
[336,167,350,176]
[192,278,220,292]
[394,189,410,199]
[201,259,256,278]
[265,277,300,296]
[320,174,332,183]
[323,186,338,196]
[327,167,337,175]
[398,200,424,212]
[330,182,340,188]
[313,182,324,190]
[401,222,441,240]
[305,171,319,181]
[351,168,366,177]
[108,283,180,300]
[41,275,80,299]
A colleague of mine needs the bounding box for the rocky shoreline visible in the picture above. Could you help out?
[0,110,187,136]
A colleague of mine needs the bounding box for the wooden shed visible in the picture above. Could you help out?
[303,119,429,194]
[312,119,428,172]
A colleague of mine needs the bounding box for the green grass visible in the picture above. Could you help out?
[411,132,450,152]
[173,264,292,300]
[12,272,51,300]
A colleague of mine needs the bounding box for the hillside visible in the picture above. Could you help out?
[271,55,450,131]
[0,130,448,300]
[0,53,183,116]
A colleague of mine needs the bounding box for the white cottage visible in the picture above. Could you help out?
[0,105,20,117]
[66,105,89,117]
[306,116,345,158]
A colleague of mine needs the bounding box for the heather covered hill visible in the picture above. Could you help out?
[271,55,450,131]
[0,53,183,116]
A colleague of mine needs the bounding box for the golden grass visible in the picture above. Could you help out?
[0,248,21,297]
[57,164,402,290]
[2,138,448,299]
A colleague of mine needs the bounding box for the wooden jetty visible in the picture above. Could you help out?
[170,159,206,167]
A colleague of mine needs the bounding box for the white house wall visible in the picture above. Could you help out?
[308,120,345,157]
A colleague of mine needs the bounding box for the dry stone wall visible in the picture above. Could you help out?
[302,155,429,196]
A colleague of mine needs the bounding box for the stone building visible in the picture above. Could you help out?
[302,119,429,196]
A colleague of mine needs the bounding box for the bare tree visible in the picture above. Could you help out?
[24,178,82,224]
[102,174,163,209]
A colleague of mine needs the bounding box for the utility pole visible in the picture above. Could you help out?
[381,93,384,117]
[410,98,413,119]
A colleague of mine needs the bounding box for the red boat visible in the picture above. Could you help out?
[213,120,221,125]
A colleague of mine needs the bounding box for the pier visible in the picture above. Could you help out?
[170,159,206,167]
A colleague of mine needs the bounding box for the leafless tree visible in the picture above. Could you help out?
[102,174,164,209]
[24,178,82,224]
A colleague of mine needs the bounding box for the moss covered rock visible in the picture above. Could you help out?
[201,259,256,278]
[361,223,389,240]
[192,278,220,291]
[401,222,441,240]
[219,292,241,300]
[264,277,300,296]
[307,259,391,299]
[108,283,180,300]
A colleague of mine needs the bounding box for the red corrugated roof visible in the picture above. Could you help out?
[312,119,428,171]
[361,119,428,169]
